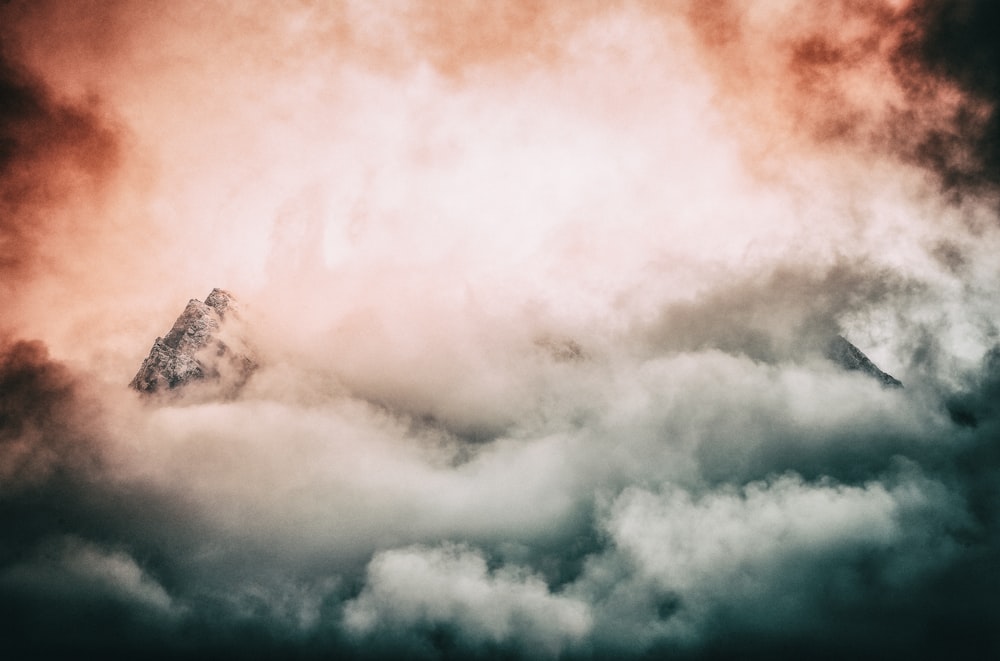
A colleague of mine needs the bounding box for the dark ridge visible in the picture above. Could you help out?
[826,335,902,388]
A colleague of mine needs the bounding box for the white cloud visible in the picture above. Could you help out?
[344,543,592,658]
[571,467,967,650]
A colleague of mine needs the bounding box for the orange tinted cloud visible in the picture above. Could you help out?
[0,49,121,330]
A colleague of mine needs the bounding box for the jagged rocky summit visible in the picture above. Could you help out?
[130,288,256,397]
[826,335,902,388]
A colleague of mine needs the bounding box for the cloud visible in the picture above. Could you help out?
[574,467,967,653]
[896,0,1000,192]
[0,337,103,490]
[1,536,175,614]
[0,0,999,658]
[681,0,1000,199]
[0,48,121,322]
[343,544,591,659]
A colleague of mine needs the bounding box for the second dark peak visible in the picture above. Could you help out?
[826,334,902,388]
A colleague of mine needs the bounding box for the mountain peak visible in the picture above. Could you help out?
[204,288,236,317]
[130,289,256,397]
[826,335,902,388]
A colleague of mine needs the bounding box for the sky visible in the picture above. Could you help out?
[1,1,999,658]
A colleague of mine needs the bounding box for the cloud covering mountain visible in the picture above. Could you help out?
[1,1,999,658]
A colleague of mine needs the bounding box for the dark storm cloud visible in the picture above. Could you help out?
[0,48,119,298]
[0,339,175,656]
[0,337,101,488]
[896,0,1000,194]
[683,0,1000,201]
[0,337,147,656]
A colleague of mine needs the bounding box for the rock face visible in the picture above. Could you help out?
[826,335,902,388]
[130,288,256,397]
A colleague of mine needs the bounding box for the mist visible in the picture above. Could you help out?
[1,1,999,658]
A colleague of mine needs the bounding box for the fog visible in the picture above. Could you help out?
[1,1,999,658]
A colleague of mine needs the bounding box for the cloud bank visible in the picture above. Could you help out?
[1,1,999,658]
